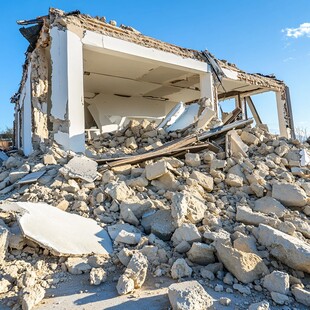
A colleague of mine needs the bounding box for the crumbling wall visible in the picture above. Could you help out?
[30,46,49,148]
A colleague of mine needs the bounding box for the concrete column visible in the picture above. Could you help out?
[50,28,85,153]
[275,91,290,138]
[21,67,33,156]
[200,72,215,110]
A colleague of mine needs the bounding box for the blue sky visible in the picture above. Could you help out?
[1,1,309,136]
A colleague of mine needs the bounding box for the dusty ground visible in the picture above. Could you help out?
[2,272,307,310]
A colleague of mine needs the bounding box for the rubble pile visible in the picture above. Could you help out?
[0,120,310,309]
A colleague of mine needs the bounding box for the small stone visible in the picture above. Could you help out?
[21,284,45,310]
[233,283,251,295]
[223,272,234,285]
[219,297,231,306]
[43,154,57,165]
[171,258,192,279]
[214,284,224,292]
[248,300,270,310]
[270,292,289,305]
[0,278,11,294]
[225,173,243,187]
[185,153,201,167]
[66,257,91,275]
[89,268,107,285]
[200,269,214,280]
[115,230,141,245]
[187,242,215,265]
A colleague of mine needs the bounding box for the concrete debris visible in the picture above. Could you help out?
[116,252,148,295]
[60,155,98,182]
[0,220,9,262]
[168,280,213,310]
[214,240,269,284]
[1,202,112,256]
[254,224,310,273]
[291,286,310,307]
[272,182,307,208]
[66,257,92,275]
[262,270,290,295]
[1,120,310,309]
[187,242,215,265]
[253,196,287,217]
[21,284,45,310]
[17,170,46,185]
[248,300,270,310]
[89,268,107,285]
[270,291,289,305]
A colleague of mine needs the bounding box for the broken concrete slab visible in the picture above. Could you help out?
[272,182,307,208]
[59,155,98,182]
[226,130,248,158]
[236,205,280,227]
[254,224,310,273]
[17,170,46,185]
[1,202,112,256]
[254,196,287,218]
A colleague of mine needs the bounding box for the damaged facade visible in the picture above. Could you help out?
[12,8,295,155]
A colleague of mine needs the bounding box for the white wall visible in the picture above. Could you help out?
[50,28,85,153]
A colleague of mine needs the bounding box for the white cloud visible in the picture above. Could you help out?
[282,22,310,38]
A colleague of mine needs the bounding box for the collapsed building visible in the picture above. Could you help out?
[12,8,295,156]
[2,7,310,310]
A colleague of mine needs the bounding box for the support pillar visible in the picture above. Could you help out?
[275,90,291,138]
[50,28,85,153]
[21,67,33,156]
[200,72,215,110]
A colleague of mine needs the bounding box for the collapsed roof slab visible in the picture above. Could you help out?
[82,31,210,74]
[1,202,113,256]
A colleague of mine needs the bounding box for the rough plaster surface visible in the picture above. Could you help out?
[0,202,112,256]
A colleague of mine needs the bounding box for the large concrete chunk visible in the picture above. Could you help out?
[145,161,169,180]
[141,210,175,241]
[190,171,213,192]
[117,252,148,295]
[254,196,287,217]
[60,155,98,182]
[214,240,269,284]
[168,280,213,310]
[171,223,201,246]
[255,224,310,273]
[263,271,290,295]
[236,205,279,227]
[272,183,307,208]
[187,242,215,265]
[291,286,310,307]
[1,202,112,256]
